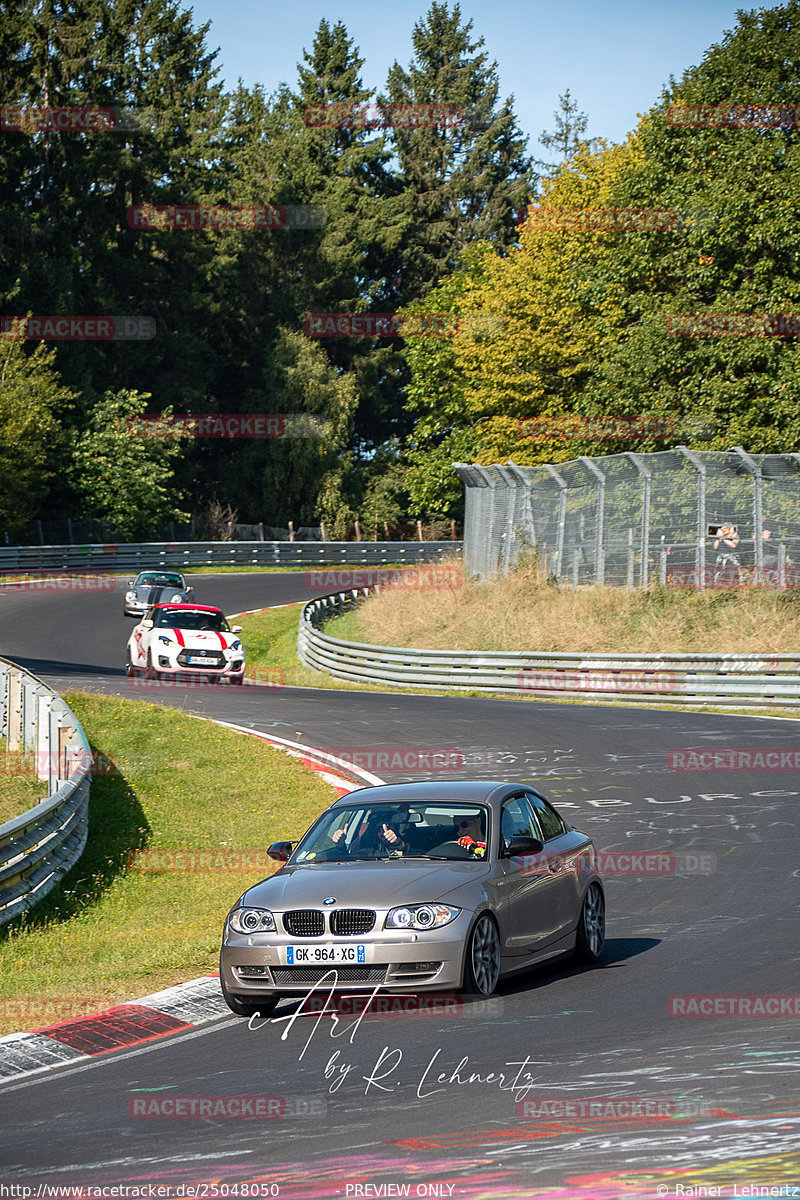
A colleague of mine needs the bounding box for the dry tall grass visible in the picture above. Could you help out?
[340,557,800,653]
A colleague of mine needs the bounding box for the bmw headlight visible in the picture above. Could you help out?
[229,907,276,934]
[385,903,460,931]
[158,635,172,646]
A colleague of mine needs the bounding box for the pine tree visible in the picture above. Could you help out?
[381,1,533,302]
[536,89,598,176]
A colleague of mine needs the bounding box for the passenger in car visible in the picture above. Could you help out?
[453,812,487,857]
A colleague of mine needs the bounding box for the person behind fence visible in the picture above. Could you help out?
[760,515,781,567]
[712,522,740,569]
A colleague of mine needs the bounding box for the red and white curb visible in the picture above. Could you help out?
[214,724,384,794]
[0,732,383,1084]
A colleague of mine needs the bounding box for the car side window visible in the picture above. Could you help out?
[500,794,544,846]
[525,792,566,841]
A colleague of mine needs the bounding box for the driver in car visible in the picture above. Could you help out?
[332,808,414,856]
[453,812,487,857]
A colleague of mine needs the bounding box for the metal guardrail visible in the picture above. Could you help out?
[0,541,462,574]
[298,590,800,708]
[0,660,92,926]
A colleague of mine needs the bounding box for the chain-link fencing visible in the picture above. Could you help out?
[454,449,800,586]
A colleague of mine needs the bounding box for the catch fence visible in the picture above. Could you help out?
[454,449,800,586]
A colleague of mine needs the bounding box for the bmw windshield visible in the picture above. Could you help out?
[291,801,490,863]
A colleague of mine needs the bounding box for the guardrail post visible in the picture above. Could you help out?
[7,668,21,751]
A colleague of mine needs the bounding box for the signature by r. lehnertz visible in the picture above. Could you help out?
[247,970,546,1099]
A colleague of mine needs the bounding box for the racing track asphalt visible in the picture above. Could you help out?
[0,573,798,1196]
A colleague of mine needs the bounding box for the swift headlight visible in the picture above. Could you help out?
[229,907,276,934]
[385,903,460,931]
[230,640,242,652]
[158,635,172,645]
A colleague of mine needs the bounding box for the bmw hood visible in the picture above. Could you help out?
[240,861,487,910]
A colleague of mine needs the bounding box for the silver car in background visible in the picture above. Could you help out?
[219,780,605,1015]
[123,570,194,617]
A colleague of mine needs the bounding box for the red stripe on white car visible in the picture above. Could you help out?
[174,628,185,647]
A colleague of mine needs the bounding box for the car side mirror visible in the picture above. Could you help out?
[232,625,242,633]
[268,841,295,863]
[127,580,134,587]
[140,619,153,630]
[502,835,544,858]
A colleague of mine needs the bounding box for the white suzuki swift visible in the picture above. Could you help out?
[126,603,245,684]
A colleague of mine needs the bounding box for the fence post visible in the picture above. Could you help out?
[626,452,651,588]
[732,446,762,574]
[677,447,706,588]
[542,465,568,582]
[627,528,635,589]
[579,457,606,585]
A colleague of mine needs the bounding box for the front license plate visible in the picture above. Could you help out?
[284,944,368,965]
[187,655,210,664]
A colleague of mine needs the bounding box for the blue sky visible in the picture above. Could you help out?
[182,0,749,148]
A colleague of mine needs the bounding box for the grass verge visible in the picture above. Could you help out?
[239,595,800,715]
[0,742,46,825]
[330,559,800,655]
[0,692,336,1035]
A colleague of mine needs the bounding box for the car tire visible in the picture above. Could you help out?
[144,651,159,682]
[125,649,136,678]
[220,970,280,1018]
[462,913,501,997]
[574,882,606,963]
[230,674,244,685]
